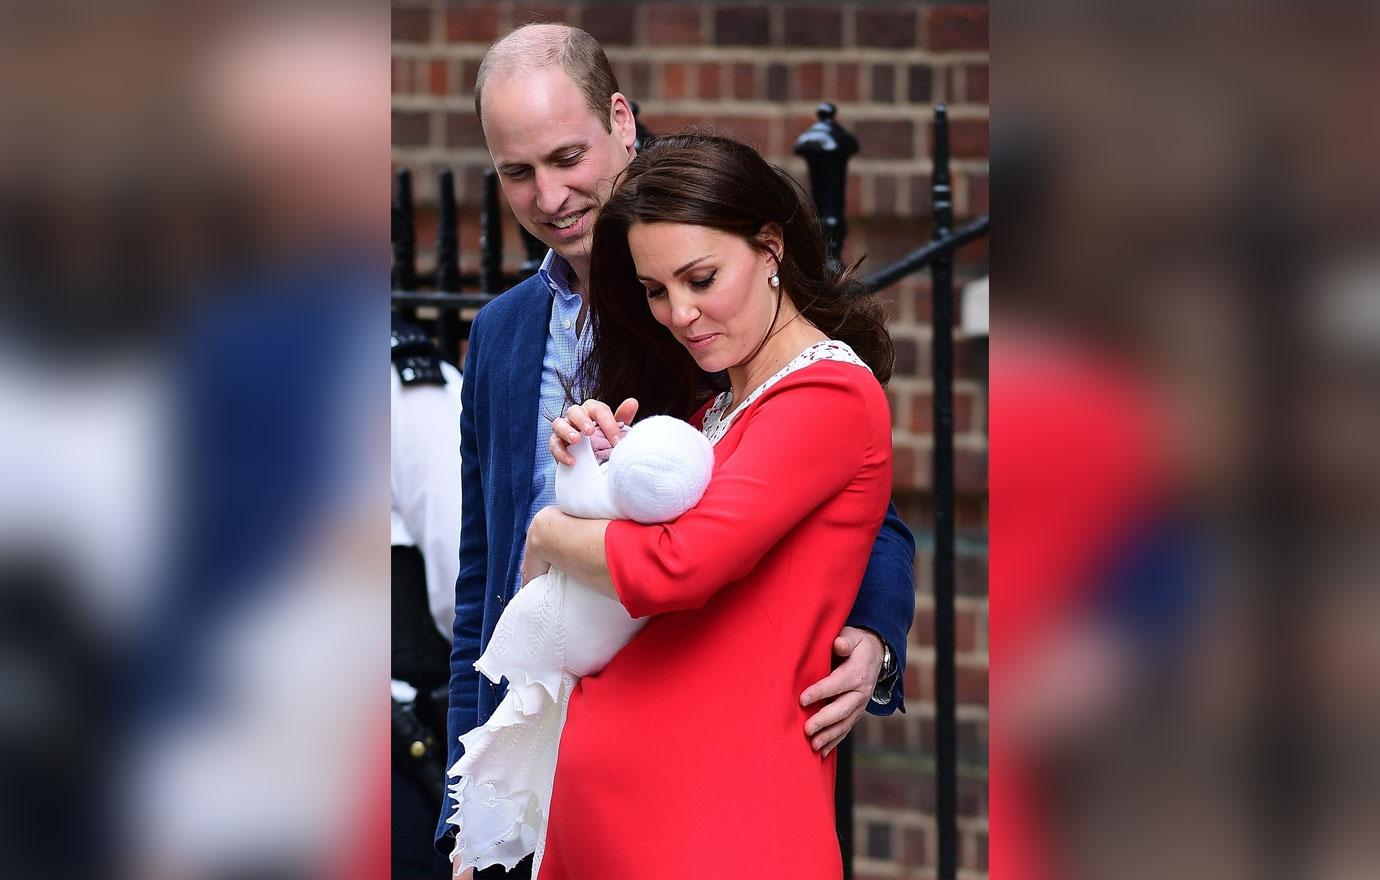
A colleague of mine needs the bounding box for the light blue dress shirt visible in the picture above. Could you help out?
[514,250,593,594]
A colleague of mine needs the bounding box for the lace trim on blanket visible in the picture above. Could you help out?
[700,340,869,446]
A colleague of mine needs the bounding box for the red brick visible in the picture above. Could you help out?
[856,764,910,809]
[959,775,988,817]
[696,63,721,100]
[869,64,896,103]
[903,827,927,866]
[661,62,688,100]
[965,63,989,103]
[445,112,486,149]
[846,172,862,217]
[834,62,860,102]
[893,444,922,491]
[460,60,480,96]
[392,7,431,43]
[943,118,988,158]
[511,5,568,28]
[718,116,771,152]
[892,334,919,376]
[854,119,915,160]
[639,113,701,136]
[914,604,934,647]
[857,7,917,49]
[625,61,653,103]
[956,554,986,597]
[795,62,825,101]
[908,64,934,104]
[927,6,989,51]
[765,63,789,101]
[428,59,448,96]
[909,174,933,217]
[875,172,901,216]
[580,3,634,45]
[444,4,500,43]
[783,6,842,48]
[713,6,770,45]
[646,4,702,46]
[865,821,893,859]
[730,62,755,99]
[393,110,428,147]
[391,57,409,94]
[903,656,932,699]
[957,664,988,704]
[956,607,978,652]
[967,173,989,216]
[955,445,987,493]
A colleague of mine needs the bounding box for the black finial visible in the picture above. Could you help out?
[793,102,859,261]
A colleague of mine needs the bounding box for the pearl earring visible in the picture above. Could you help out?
[769,273,780,288]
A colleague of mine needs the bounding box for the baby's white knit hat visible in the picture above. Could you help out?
[607,415,714,524]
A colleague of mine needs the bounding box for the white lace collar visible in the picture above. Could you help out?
[700,340,868,446]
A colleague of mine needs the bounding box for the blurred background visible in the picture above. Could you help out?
[992,1,1380,878]
[0,3,390,879]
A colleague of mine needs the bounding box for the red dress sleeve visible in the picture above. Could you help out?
[605,362,888,617]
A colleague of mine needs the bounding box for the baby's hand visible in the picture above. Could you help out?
[549,397,639,466]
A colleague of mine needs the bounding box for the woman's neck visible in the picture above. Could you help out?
[726,312,828,406]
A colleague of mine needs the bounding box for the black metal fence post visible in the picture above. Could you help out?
[793,102,859,263]
[929,104,959,880]
[392,167,418,296]
[479,168,503,295]
[794,102,859,879]
[435,168,462,364]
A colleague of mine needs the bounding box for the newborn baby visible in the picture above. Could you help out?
[446,415,714,875]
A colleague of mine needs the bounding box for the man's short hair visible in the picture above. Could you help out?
[476,24,620,133]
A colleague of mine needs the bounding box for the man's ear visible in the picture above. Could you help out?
[610,92,637,152]
[755,223,785,270]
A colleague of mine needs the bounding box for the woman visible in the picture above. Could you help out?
[520,134,894,878]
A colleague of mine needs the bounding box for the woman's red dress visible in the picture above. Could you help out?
[537,359,892,879]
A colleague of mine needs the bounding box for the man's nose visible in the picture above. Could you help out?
[533,169,567,216]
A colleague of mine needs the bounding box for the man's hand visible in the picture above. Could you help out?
[452,859,473,880]
[799,626,887,756]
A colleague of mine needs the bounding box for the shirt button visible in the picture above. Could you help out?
[562,320,572,330]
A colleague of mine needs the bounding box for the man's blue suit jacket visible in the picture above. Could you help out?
[435,274,917,852]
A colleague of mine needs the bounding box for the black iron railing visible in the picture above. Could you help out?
[393,103,989,880]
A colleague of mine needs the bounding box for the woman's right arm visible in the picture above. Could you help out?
[605,366,889,618]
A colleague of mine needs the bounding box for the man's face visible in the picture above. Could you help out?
[481,66,636,271]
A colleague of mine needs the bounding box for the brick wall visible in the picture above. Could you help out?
[392,3,988,876]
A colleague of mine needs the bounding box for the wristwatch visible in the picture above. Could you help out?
[870,638,899,706]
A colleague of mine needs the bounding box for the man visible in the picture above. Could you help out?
[438,24,915,877]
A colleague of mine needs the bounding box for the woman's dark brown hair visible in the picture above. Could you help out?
[576,132,893,420]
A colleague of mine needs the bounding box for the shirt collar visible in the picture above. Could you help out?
[537,250,580,302]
